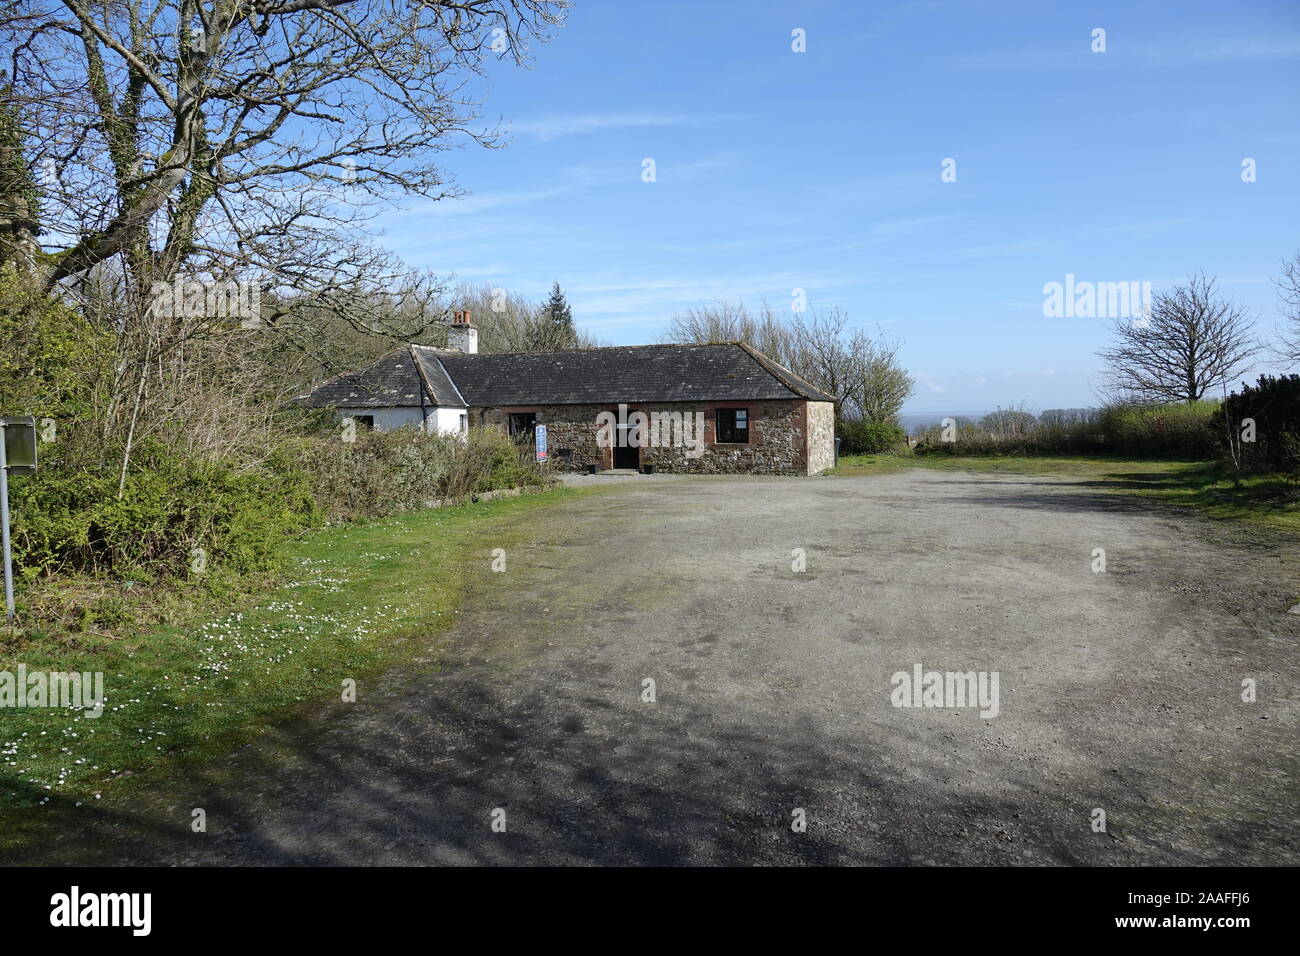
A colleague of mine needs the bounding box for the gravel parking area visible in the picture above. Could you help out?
[24,469,1299,865]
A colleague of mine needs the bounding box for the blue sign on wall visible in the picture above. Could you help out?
[534,423,548,462]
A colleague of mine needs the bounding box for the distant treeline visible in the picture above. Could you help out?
[905,377,1300,473]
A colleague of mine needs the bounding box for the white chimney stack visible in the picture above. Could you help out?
[448,309,478,354]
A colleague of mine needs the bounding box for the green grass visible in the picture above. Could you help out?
[0,486,583,850]
[831,453,1300,534]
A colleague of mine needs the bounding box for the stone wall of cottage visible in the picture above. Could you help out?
[805,401,836,474]
[475,403,606,473]
[473,399,819,475]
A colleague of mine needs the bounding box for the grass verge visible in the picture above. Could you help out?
[0,486,582,853]
[830,453,1300,535]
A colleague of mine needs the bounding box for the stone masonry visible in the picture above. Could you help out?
[478,398,834,476]
[804,401,836,474]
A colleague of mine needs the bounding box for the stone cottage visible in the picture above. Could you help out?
[296,312,836,476]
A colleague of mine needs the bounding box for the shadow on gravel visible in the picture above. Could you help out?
[918,486,1161,516]
[10,673,1098,867]
[1089,471,1193,487]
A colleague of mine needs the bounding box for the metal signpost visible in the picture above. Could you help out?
[0,416,38,623]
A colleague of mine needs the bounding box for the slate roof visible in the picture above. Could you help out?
[296,347,427,409]
[298,342,835,409]
[411,348,466,407]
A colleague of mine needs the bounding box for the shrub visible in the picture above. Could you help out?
[1097,401,1219,458]
[440,427,546,498]
[10,441,320,582]
[12,425,549,584]
[910,402,1219,458]
[1220,375,1300,476]
[293,428,453,522]
[1033,407,1105,453]
[0,266,110,425]
[979,408,1037,436]
[293,426,548,523]
[913,413,1067,455]
[837,418,907,454]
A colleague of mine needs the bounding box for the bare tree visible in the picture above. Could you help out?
[2,0,565,487]
[667,299,914,424]
[275,279,603,392]
[1274,251,1300,369]
[1098,274,1260,403]
[4,0,566,292]
[786,308,857,407]
[451,282,601,353]
[979,405,1037,436]
[855,330,914,424]
[666,300,796,365]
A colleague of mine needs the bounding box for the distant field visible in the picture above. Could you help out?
[831,454,1300,536]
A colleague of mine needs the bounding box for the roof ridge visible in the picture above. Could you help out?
[425,341,747,358]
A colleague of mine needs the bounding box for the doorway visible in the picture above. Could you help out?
[613,423,639,470]
[507,412,537,443]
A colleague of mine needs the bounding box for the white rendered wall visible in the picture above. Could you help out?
[336,406,468,434]
[336,406,423,432]
[428,406,469,435]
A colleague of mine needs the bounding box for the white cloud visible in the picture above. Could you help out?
[667,152,735,181]
[509,113,743,142]
[561,151,735,185]
[955,237,1054,260]
[410,186,571,217]
[551,269,860,334]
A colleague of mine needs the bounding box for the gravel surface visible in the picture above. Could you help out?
[25,469,1299,865]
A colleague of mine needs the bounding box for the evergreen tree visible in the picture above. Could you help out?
[544,280,576,346]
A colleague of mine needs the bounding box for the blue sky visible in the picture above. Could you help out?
[377,0,1300,415]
